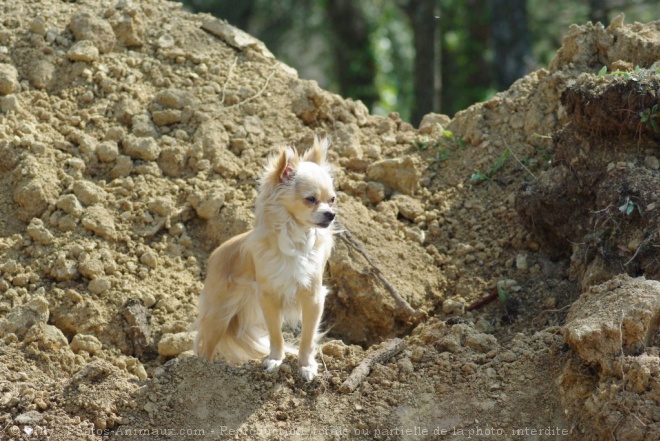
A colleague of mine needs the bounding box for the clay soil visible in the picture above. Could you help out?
[0,2,659,440]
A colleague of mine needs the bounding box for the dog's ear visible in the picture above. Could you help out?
[302,136,329,165]
[269,146,299,184]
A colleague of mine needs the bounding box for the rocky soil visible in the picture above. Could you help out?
[0,1,659,440]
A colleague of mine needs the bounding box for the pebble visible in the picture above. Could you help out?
[67,40,99,62]
[122,135,161,161]
[81,206,116,240]
[70,334,102,355]
[157,332,195,357]
[97,141,119,163]
[140,251,158,269]
[73,181,106,206]
[0,63,20,95]
[89,278,111,294]
[27,218,54,244]
[442,299,465,315]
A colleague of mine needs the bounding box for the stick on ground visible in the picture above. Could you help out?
[338,228,426,324]
[339,338,406,393]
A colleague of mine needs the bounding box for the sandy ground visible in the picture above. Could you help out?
[0,2,659,440]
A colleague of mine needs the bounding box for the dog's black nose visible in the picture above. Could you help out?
[324,211,336,222]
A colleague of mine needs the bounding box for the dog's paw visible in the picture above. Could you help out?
[263,358,283,373]
[299,361,318,381]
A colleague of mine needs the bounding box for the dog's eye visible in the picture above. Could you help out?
[305,196,317,204]
[329,196,336,204]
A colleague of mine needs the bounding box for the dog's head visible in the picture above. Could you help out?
[260,137,336,229]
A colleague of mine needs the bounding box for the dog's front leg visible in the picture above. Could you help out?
[259,292,285,372]
[298,286,325,381]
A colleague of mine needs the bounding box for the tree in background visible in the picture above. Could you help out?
[326,0,379,109]
[440,0,493,116]
[400,0,441,126]
[181,0,658,123]
[488,0,532,91]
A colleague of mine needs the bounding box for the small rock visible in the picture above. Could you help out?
[67,40,99,62]
[418,113,451,134]
[333,123,362,158]
[132,113,158,138]
[111,13,144,47]
[366,156,419,195]
[1,94,20,113]
[322,340,347,359]
[0,63,20,95]
[154,89,197,109]
[69,12,116,54]
[152,109,181,126]
[30,16,47,36]
[158,332,195,357]
[122,135,161,161]
[26,218,54,245]
[465,333,498,353]
[13,172,60,221]
[397,357,414,374]
[195,192,225,220]
[122,299,151,357]
[97,141,119,163]
[73,181,106,206]
[392,194,425,221]
[57,194,84,218]
[0,296,49,339]
[27,59,54,90]
[89,278,111,295]
[148,197,174,217]
[442,298,465,315]
[201,18,273,58]
[140,251,158,269]
[15,411,43,425]
[515,253,528,271]
[110,155,133,179]
[644,155,659,170]
[70,333,102,355]
[435,334,462,353]
[365,181,385,204]
[23,323,69,349]
[81,206,116,240]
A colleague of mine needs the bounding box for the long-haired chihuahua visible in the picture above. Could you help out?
[193,137,336,380]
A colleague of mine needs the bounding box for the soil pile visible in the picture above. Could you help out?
[0,2,658,440]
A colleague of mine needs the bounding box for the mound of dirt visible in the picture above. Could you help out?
[0,1,659,439]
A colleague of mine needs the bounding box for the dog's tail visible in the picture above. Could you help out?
[192,282,270,365]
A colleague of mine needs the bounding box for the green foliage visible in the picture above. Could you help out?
[440,126,466,149]
[181,0,660,122]
[497,285,509,304]
[414,126,466,171]
[640,104,659,132]
[471,148,510,182]
[619,197,642,216]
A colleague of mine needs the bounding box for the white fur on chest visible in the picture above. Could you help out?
[252,225,325,299]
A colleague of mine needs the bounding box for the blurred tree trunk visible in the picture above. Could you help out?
[488,0,531,90]
[402,0,441,126]
[326,0,378,110]
[588,0,610,25]
[441,0,491,115]
[183,0,256,31]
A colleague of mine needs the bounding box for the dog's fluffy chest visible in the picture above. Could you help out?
[252,227,326,298]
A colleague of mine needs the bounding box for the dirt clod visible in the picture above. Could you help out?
[0,2,659,439]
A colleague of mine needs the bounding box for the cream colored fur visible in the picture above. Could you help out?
[192,137,336,381]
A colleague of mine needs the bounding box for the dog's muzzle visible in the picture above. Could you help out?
[317,211,336,228]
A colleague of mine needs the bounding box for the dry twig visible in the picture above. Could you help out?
[339,338,406,393]
[338,228,427,324]
[227,64,278,108]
